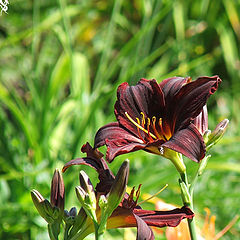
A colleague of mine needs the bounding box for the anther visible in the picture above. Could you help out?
[158,118,164,133]
[140,112,145,127]
[136,118,145,142]
[147,118,154,141]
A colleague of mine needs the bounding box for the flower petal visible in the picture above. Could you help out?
[94,122,146,162]
[105,139,146,162]
[114,79,165,136]
[108,206,194,229]
[133,206,194,228]
[94,122,144,148]
[160,76,189,99]
[62,143,115,193]
[62,157,101,173]
[172,76,221,131]
[134,213,155,240]
[162,124,205,162]
[193,105,208,135]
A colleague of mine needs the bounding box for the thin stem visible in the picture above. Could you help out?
[93,221,99,240]
[180,171,198,240]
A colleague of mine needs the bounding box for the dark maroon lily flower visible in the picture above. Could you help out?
[62,143,194,240]
[94,76,221,167]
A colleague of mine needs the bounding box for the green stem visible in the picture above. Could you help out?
[180,172,198,240]
[94,221,99,240]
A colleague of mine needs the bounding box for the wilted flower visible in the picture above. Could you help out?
[94,76,221,172]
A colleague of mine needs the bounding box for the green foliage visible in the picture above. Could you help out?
[0,0,240,239]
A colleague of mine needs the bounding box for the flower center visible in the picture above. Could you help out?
[122,184,142,209]
[125,112,167,142]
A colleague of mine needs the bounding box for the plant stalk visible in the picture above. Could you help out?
[180,172,198,240]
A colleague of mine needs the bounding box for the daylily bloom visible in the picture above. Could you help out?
[94,76,221,170]
[62,143,194,240]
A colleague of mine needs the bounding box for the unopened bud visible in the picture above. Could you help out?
[206,119,229,150]
[79,171,96,209]
[99,195,108,210]
[64,207,77,225]
[75,186,87,205]
[75,184,97,222]
[203,130,211,143]
[51,169,65,211]
[106,160,129,215]
[31,190,54,224]
[69,207,77,217]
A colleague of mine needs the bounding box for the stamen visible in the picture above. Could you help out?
[147,118,154,141]
[186,77,192,83]
[152,116,162,139]
[135,184,142,203]
[125,112,157,139]
[159,118,167,141]
[136,118,145,142]
[138,184,168,205]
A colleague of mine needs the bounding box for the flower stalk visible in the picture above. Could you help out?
[179,171,198,240]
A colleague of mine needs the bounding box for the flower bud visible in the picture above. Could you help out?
[76,172,97,222]
[69,207,77,217]
[206,119,229,150]
[106,160,129,215]
[50,169,65,211]
[79,171,96,210]
[75,186,87,205]
[99,195,108,211]
[64,207,77,225]
[31,190,54,224]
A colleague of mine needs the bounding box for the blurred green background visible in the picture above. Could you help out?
[0,0,240,239]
